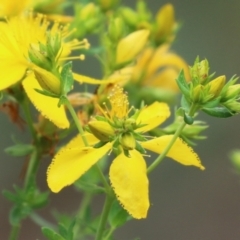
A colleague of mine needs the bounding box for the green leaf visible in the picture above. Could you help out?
[202,98,220,108]
[42,227,65,240]
[176,70,190,97]
[202,107,234,118]
[34,88,59,98]
[108,200,130,228]
[181,95,191,111]
[176,107,185,117]
[4,144,34,157]
[2,190,18,202]
[61,61,74,95]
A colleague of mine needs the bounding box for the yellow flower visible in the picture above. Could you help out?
[133,45,190,92]
[0,12,101,128]
[47,85,204,219]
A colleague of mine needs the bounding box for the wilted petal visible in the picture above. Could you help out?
[47,142,112,193]
[109,150,149,219]
[136,102,170,133]
[142,135,205,169]
[22,74,69,129]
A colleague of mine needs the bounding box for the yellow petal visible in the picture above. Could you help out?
[146,68,180,92]
[61,133,100,150]
[142,135,205,169]
[109,150,149,219]
[136,102,170,133]
[73,73,120,85]
[22,74,69,129]
[47,142,112,193]
[145,45,190,82]
[0,62,26,90]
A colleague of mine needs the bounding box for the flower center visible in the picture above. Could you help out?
[108,85,129,119]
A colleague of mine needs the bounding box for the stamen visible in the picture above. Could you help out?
[108,85,129,119]
[60,54,85,61]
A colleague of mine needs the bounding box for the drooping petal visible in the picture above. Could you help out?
[136,102,170,133]
[22,74,69,129]
[142,135,205,169]
[109,150,149,219]
[47,142,112,193]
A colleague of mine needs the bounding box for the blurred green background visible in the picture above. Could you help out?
[1,0,240,239]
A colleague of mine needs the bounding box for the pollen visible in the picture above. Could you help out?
[108,85,129,119]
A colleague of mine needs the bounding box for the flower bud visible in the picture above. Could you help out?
[116,30,150,66]
[97,0,119,11]
[120,132,136,150]
[224,84,240,99]
[28,45,52,70]
[80,3,97,20]
[192,85,204,102]
[223,100,240,113]
[155,4,175,42]
[120,7,139,27]
[124,118,137,130]
[33,67,61,95]
[190,58,209,83]
[108,17,124,42]
[207,75,226,97]
[88,120,115,142]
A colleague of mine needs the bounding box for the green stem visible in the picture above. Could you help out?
[147,121,186,173]
[95,194,114,240]
[20,98,38,143]
[74,193,92,239]
[9,224,20,240]
[147,104,197,173]
[30,212,56,230]
[64,97,88,146]
[24,149,39,189]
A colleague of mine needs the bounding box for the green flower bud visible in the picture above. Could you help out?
[88,121,115,142]
[33,66,61,95]
[97,0,119,11]
[124,118,137,130]
[230,150,240,172]
[120,7,139,27]
[192,85,204,102]
[224,84,240,99]
[80,3,97,20]
[108,17,124,41]
[28,45,52,70]
[223,100,240,113]
[190,58,209,83]
[120,132,136,150]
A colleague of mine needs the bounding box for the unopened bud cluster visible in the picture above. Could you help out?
[177,57,240,119]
